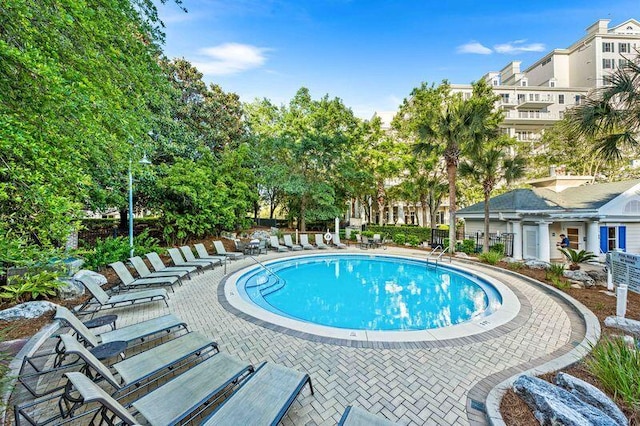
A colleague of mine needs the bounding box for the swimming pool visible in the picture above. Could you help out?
[224,253,520,343]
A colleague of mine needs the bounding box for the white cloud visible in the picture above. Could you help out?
[494,40,545,54]
[456,42,493,55]
[192,43,269,76]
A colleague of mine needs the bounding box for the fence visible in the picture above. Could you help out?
[430,229,514,257]
[78,225,162,247]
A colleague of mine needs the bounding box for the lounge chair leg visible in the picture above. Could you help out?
[307,376,314,395]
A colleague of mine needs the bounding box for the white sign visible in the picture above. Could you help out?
[610,251,640,294]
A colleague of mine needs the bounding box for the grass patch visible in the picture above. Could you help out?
[478,251,502,265]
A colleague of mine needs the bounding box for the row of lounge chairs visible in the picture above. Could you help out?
[270,233,347,252]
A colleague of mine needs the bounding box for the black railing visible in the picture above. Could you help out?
[430,229,514,257]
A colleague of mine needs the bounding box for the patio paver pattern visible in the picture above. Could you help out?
[74,247,580,425]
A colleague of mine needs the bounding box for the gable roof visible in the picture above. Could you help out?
[458,179,640,214]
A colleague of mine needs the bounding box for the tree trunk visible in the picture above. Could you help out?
[119,208,128,231]
[447,163,457,254]
[420,194,428,228]
[300,196,306,232]
[376,181,385,225]
[483,190,490,253]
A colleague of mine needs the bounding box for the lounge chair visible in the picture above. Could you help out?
[212,240,244,259]
[195,243,232,263]
[315,234,329,249]
[130,256,191,281]
[59,333,218,392]
[59,352,254,426]
[270,236,289,252]
[201,362,313,425]
[180,245,221,268]
[167,248,212,272]
[257,239,268,254]
[300,234,315,250]
[55,306,187,348]
[360,235,372,249]
[333,235,347,249]
[339,406,398,426]
[76,274,168,313]
[283,234,303,251]
[145,251,198,276]
[109,261,180,292]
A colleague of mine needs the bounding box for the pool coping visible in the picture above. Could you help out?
[218,252,525,349]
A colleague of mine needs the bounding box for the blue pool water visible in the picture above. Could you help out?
[237,255,502,331]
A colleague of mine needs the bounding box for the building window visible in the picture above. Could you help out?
[602,58,614,69]
[549,80,556,87]
[501,93,510,103]
[558,94,565,104]
[619,42,630,53]
[602,42,614,52]
[601,226,627,252]
[624,200,640,213]
[492,79,499,86]
[619,58,631,68]
[521,79,528,87]
[517,94,525,103]
[575,95,584,105]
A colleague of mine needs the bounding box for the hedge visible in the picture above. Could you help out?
[364,225,431,243]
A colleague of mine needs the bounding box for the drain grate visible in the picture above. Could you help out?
[470,399,486,412]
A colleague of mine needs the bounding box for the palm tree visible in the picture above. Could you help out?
[459,135,526,253]
[567,54,640,160]
[413,81,500,253]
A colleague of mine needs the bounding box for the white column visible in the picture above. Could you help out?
[511,220,523,260]
[396,202,405,225]
[538,221,551,262]
[587,220,600,255]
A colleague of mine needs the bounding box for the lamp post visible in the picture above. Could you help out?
[128,153,152,257]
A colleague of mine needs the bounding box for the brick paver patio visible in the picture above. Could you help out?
[91,246,584,425]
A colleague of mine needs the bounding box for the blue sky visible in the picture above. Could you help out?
[158,0,640,118]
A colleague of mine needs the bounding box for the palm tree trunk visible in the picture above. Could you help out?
[483,190,490,253]
[300,196,306,232]
[447,162,457,254]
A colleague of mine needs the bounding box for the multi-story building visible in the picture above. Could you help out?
[452,18,640,144]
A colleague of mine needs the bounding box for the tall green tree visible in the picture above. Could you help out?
[567,56,640,160]
[459,136,526,253]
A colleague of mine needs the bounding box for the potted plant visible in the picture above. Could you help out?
[559,248,598,270]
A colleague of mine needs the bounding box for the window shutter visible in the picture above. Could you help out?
[600,226,608,254]
[619,226,626,251]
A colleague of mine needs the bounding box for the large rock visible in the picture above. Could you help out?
[73,270,107,286]
[56,278,85,300]
[586,268,608,287]
[0,301,56,321]
[513,375,618,426]
[604,316,640,336]
[563,270,596,288]
[524,259,551,269]
[555,373,627,426]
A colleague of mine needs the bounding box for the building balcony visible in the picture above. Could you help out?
[503,110,559,124]
[517,95,554,109]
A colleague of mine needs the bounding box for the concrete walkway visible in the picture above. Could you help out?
[93,246,590,425]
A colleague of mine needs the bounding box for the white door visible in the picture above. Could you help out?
[523,226,538,259]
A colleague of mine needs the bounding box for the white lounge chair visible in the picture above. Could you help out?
[270,236,289,252]
[300,234,315,250]
[315,234,329,249]
[283,234,303,251]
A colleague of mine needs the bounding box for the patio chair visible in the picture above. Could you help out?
[55,306,187,348]
[257,239,268,254]
[339,406,398,426]
[283,234,303,251]
[270,236,289,252]
[372,234,387,250]
[180,246,221,269]
[130,256,191,281]
[315,234,329,249]
[145,251,198,276]
[59,351,254,426]
[59,332,218,392]
[300,234,315,250]
[109,261,180,293]
[333,234,347,249]
[76,274,169,313]
[167,248,212,272]
[201,362,313,426]
[195,243,231,263]
[212,240,244,259]
[360,235,372,250]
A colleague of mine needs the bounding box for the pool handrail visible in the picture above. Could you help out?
[247,255,287,294]
[426,245,450,268]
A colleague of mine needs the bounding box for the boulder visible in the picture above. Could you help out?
[563,270,596,288]
[604,316,640,336]
[524,259,551,269]
[0,301,56,321]
[454,252,471,259]
[73,270,107,286]
[250,230,271,241]
[503,257,523,264]
[586,268,608,287]
[570,283,585,289]
[555,373,627,426]
[513,375,618,426]
[56,278,85,300]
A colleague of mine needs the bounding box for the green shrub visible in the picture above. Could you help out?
[407,235,420,246]
[548,275,570,290]
[393,233,406,245]
[0,270,62,303]
[587,337,640,409]
[460,239,476,254]
[546,263,566,278]
[478,251,502,265]
[506,262,524,270]
[490,243,505,255]
[362,230,374,238]
[366,225,431,244]
[82,229,161,271]
[559,248,598,270]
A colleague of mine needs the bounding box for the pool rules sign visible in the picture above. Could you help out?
[610,251,640,294]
